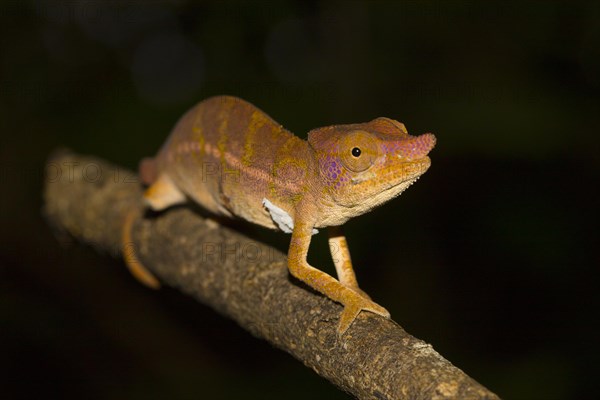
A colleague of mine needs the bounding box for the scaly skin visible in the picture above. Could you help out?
[123,95,436,335]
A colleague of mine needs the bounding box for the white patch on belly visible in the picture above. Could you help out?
[262,198,318,235]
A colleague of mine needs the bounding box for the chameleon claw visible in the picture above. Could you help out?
[337,290,390,336]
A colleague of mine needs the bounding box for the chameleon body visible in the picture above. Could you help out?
[123,95,435,334]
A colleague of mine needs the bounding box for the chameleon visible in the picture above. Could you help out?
[122,95,435,335]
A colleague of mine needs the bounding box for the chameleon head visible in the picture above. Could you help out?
[308,117,436,225]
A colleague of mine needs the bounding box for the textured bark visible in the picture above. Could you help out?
[43,150,500,400]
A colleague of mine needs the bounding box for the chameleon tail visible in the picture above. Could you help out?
[121,207,161,289]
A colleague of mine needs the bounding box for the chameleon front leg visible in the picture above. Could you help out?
[288,221,390,335]
[327,226,371,300]
[327,226,359,288]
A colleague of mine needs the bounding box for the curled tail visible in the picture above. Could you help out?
[122,206,161,289]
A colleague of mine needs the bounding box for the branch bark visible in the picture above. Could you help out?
[43,150,500,400]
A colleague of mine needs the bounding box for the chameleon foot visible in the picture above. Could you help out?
[338,290,390,335]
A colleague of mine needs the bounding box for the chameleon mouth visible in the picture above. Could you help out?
[350,157,430,186]
[376,177,418,199]
[342,162,427,213]
[389,157,431,186]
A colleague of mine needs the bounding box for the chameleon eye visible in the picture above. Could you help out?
[339,131,378,173]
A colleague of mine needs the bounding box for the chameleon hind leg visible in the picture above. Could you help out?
[289,222,390,336]
[122,173,186,288]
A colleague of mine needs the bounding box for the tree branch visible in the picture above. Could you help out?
[43,150,500,400]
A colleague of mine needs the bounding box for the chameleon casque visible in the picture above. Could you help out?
[123,95,436,335]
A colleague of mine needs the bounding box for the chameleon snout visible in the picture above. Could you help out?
[395,132,436,161]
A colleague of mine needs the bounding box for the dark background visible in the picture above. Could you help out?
[1,1,598,399]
